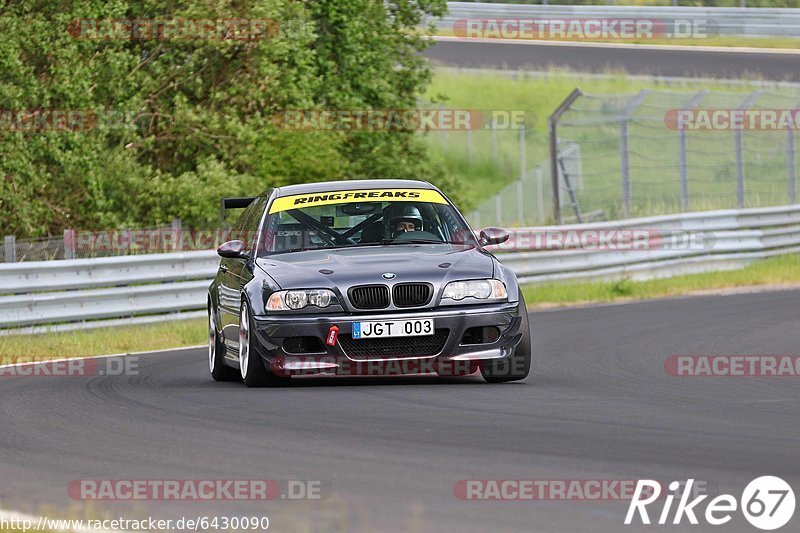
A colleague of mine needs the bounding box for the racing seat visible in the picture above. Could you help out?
[359,221,385,243]
[273,224,306,251]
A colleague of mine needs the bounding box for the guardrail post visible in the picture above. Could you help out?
[63,229,76,260]
[4,235,15,263]
[788,126,797,204]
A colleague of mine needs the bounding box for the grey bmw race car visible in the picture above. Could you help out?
[207,179,531,387]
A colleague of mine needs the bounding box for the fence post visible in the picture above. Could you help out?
[619,90,650,219]
[519,126,526,181]
[491,119,498,163]
[620,120,631,218]
[536,166,544,223]
[679,126,688,211]
[171,218,183,251]
[549,88,583,225]
[516,178,524,226]
[680,91,708,211]
[63,229,76,260]
[466,127,473,163]
[4,235,15,263]
[439,104,446,149]
[734,131,745,208]
[735,91,763,209]
[494,194,502,227]
[788,127,797,204]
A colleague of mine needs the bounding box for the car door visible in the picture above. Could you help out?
[221,196,269,357]
[219,202,255,356]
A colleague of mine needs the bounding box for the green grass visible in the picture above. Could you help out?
[522,253,800,307]
[0,318,206,363]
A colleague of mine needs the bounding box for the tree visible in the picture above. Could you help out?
[0,0,449,237]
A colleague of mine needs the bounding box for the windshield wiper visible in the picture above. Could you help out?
[322,240,392,249]
[387,239,447,245]
[268,247,311,254]
[268,240,458,254]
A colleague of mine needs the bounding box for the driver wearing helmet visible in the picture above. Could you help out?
[388,205,423,238]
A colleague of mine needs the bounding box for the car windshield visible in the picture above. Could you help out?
[256,188,478,255]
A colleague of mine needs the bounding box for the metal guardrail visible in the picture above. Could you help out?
[436,2,800,38]
[1,204,798,334]
[0,251,218,333]
[494,204,800,282]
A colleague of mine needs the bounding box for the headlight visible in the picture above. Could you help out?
[442,279,507,301]
[266,289,334,311]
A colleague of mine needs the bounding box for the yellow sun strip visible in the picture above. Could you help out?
[268,188,447,213]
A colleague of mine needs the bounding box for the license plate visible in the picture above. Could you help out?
[352,318,434,339]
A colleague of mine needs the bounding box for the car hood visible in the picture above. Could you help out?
[255,244,495,290]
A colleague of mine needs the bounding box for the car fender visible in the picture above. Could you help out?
[493,260,521,304]
[242,269,280,316]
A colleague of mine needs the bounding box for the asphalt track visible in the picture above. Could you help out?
[1,289,799,532]
[425,38,800,82]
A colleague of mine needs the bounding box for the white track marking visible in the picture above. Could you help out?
[0,345,205,370]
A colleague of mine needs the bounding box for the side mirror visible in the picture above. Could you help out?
[217,240,247,258]
[479,227,509,246]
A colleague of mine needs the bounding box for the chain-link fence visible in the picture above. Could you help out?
[469,88,800,227]
[554,89,800,222]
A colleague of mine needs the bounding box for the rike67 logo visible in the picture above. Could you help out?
[626,477,795,530]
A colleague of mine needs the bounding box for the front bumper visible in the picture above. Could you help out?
[251,302,525,376]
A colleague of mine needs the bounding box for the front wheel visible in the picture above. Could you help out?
[239,301,289,388]
[480,291,532,383]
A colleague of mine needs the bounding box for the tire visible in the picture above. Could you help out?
[480,291,532,383]
[239,301,289,388]
[209,304,239,382]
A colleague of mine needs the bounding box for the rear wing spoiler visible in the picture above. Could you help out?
[220,197,257,221]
